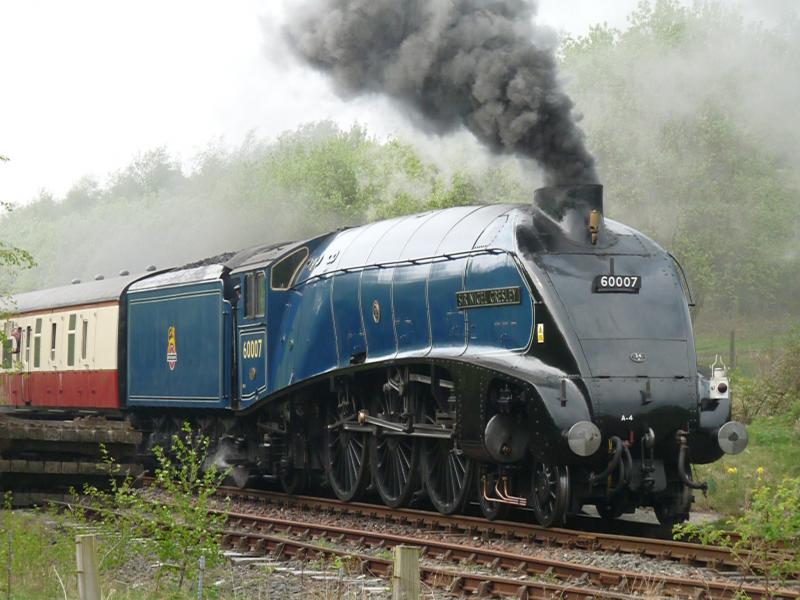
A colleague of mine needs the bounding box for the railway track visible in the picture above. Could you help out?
[59,481,797,599]
[222,526,633,600]
[213,485,743,571]
[219,508,798,600]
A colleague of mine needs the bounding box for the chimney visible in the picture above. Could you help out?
[533,184,604,246]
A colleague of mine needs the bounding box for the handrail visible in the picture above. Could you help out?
[294,247,508,288]
[668,252,695,307]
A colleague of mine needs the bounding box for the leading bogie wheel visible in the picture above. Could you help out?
[531,462,570,527]
[654,475,692,527]
[279,467,307,496]
[595,499,625,521]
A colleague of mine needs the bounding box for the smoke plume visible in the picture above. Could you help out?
[285,0,598,185]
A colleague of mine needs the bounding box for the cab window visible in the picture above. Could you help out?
[271,248,309,290]
[244,272,266,319]
[244,274,255,319]
[255,272,266,317]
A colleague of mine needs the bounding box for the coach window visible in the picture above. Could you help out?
[271,247,309,291]
[25,326,31,366]
[1,326,10,370]
[50,322,57,362]
[81,319,89,361]
[67,315,76,367]
[33,319,42,368]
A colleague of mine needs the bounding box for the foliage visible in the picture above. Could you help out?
[2,2,797,343]
[729,328,800,423]
[0,494,76,600]
[0,505,278,599]
[693,321,800,516]
[560,0,800,322]
[0,123,529,295]
[81,422,228,594]
[0,155,35,319]
[0,1,797,336]
[675,475,800,592]
[0,156,35,361]
[693,405,800,514]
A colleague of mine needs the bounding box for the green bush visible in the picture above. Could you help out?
[675,475,800,593]
[81,422,228,594]
[732,328,800,423]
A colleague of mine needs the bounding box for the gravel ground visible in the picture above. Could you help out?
[221,556,393,599]
[219,496,715,580]
[133,488,797,597]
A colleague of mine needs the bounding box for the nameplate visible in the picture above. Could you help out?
[456,287,521,309]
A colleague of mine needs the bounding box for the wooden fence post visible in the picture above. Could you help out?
[392,545,420,600]
[75,534,100,600]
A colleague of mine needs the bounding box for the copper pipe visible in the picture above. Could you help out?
[494,476,527,507]
[481,475,526,507]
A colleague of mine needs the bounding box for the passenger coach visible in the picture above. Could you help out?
[0,273,149,410]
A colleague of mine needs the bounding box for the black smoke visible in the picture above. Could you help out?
[285,0,598,185]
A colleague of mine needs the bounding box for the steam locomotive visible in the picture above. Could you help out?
[0,184,747,525]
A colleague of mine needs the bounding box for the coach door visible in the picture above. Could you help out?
[21,324,32,405]
[236,271,267,406]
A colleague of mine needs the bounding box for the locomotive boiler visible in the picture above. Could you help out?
[0,184,747,526]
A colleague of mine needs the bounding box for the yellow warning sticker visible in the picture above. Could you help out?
[537,323,544,344]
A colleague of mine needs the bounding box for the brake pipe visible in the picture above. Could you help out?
[676,430,709,495]
[588,436,623,486]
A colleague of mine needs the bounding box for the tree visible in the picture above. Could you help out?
[559,1,800,323]
[0,155,36,332]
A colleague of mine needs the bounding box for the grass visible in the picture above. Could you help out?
[0,508,377,599]
[0,508,265,600]
[0,508,75,600]
[693,403,800,514]
[692,317,799,515]
[695,330,792,377]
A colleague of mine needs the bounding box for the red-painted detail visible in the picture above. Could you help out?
[0,370,119,409]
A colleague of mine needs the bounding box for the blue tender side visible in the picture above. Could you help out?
[126,271,232,409]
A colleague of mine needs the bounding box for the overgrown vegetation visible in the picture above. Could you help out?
[693,329,800,514]
[0,493,76,600]
[0,154,35,346]
[0,423,231,598]
[78,422,229,595]
[675,475,800,594]
[730,329,800,423]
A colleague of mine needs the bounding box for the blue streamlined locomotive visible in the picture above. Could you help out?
[2,184,747,525]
